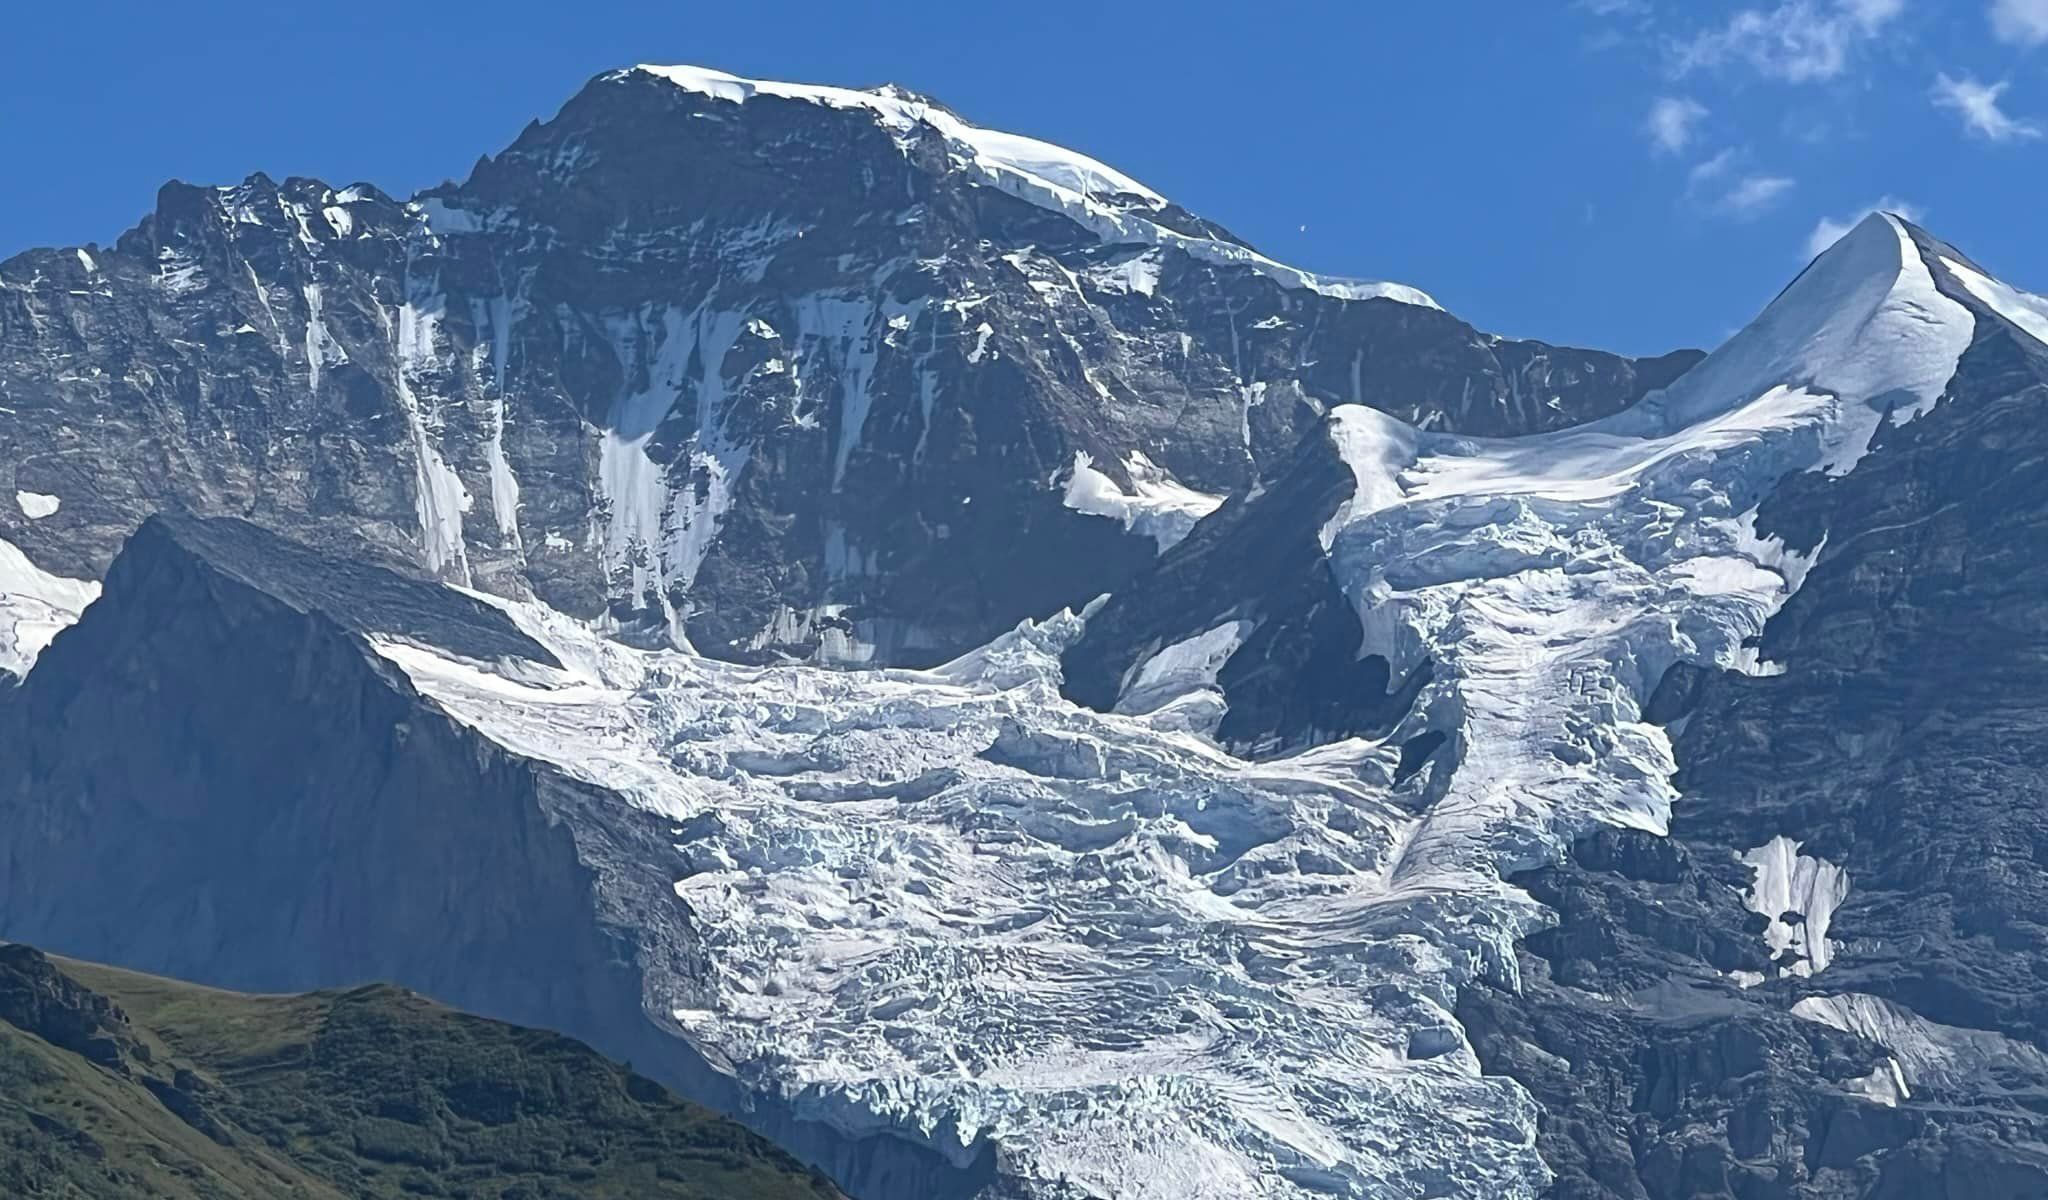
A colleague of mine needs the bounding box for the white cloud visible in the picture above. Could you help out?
[1722,174,1798,216]
[1682,149,1795,217]
[1803,197,1924,259]
[1674,0,1905,83]
[1646,97,1710,153]
[1842,0,1907,22]
[1931,73,2042,141]
[1991,0,2048,46]
[1688,147,1738,186]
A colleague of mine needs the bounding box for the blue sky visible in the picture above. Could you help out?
[3,1,2040,356]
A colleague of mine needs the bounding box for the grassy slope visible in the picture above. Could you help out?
[0,947,841,1199]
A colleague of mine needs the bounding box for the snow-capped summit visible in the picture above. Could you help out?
[630,64,1175,210]
[623,64,1439,307]
[1625,211,1971,471]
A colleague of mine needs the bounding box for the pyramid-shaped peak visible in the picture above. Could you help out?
[1629,210,1973,471]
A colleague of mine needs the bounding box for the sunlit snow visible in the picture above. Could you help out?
[369,215,1986,1198]
[629,66,1439,310]
[0,535,99,678]
[1063,450,1224,552]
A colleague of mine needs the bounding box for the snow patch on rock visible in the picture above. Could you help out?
[1739,836,1847,979]
[382,287,473,584]
[1114,619,1253,731]
[0,535,100,678]
[1793,993,2048,1097]
[1063,451,1224,552]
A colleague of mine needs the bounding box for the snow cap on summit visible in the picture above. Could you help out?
[623,64,1441,309]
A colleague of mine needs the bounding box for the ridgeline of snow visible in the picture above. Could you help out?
[1940,254,2048,347]
[627,66,1440,310]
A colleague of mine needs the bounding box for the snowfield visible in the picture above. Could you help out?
[364,212,1990,1198]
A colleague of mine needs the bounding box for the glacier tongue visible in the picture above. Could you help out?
[370,215,1984,1199]
[378,602,1546,1198]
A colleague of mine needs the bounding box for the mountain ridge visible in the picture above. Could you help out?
[0,62,1699,673]
[0,940,847,1199]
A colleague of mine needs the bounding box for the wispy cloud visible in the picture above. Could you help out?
[1683,149,1795,218]
[1990,0,2048,46]
[1803,197,1923,259]
[1688,148,1738,186]
[1673,0,1905,83]
[1646,97,1710,153]
[1721,174,1798,216]
[1931,73,2041,141]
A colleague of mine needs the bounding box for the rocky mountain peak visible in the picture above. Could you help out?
[0,62,1699,672]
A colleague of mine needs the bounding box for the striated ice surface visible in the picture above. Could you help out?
[370,215,1986,1199]
[1793,993,2048,1096]
[377,606,1545,1198]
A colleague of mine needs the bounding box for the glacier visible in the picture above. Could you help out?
[354,211,1991,1197]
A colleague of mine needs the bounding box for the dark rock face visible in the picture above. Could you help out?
[1059,416,1430,757]
[0,514,992,1200]
[0,943,137,1069]
[0,66,1695,667]
[1457,229,2048,1198]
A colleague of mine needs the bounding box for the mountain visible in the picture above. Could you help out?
[0,64,1695,672]
[1455,219,2048,1199]
[0,941,844,1199]
[7,61,2048,1200]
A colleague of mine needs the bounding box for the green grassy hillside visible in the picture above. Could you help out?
[0,943,842,1199]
